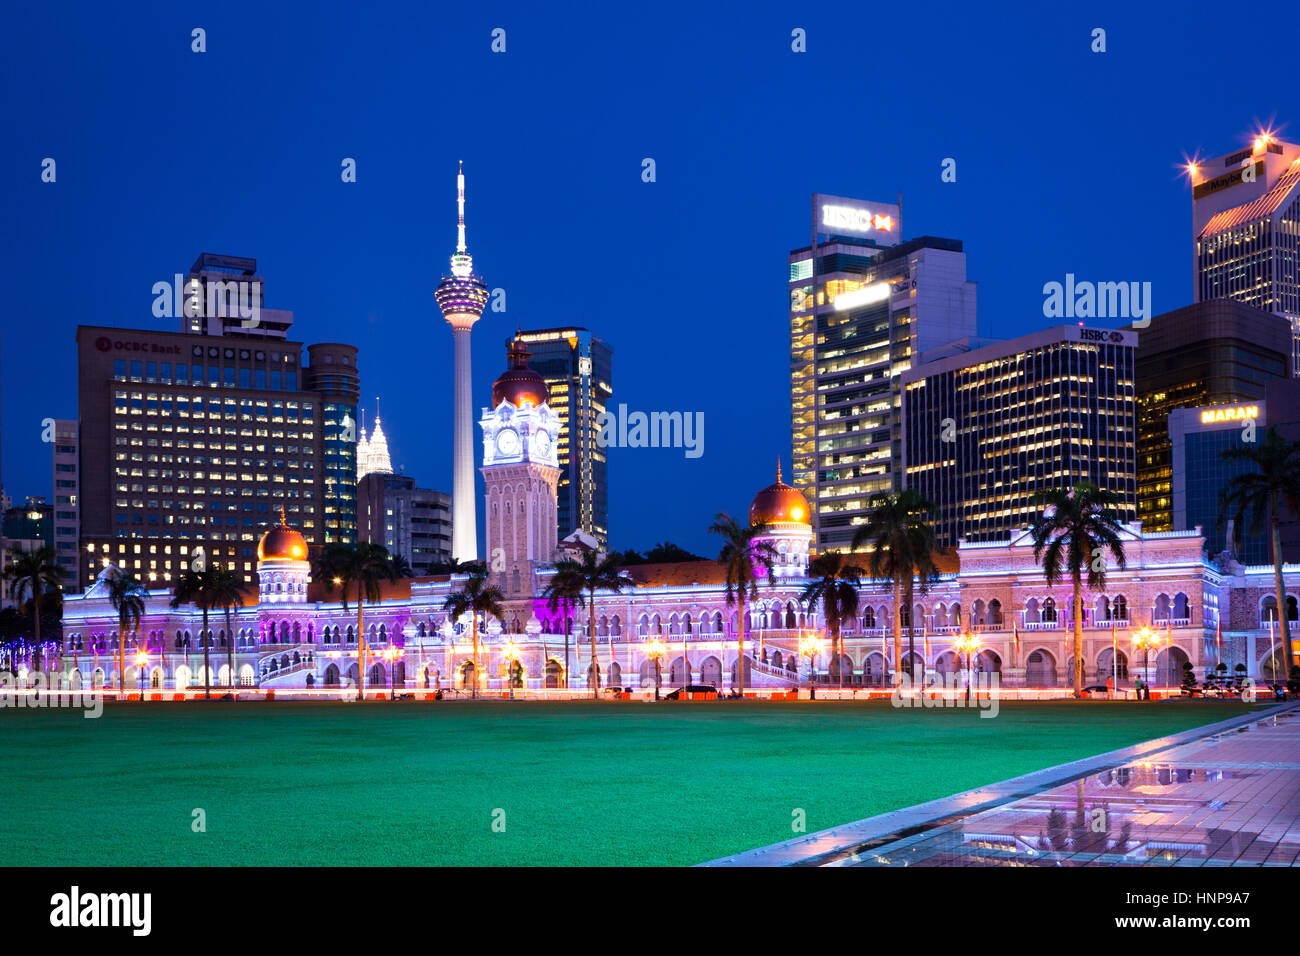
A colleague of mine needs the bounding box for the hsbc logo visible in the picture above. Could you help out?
[822,204,894,234]
[1078,328,1125,344]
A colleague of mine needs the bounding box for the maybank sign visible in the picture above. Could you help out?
[814,194,901,245]
[1200,405,1259,424]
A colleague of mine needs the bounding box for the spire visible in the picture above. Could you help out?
[279,505,288,526]
[450,162,473,277]
[776,457,783,484]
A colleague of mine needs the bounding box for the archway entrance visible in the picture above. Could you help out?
[1025,649,1057,687]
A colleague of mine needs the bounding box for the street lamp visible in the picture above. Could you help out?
[799,632,823,700]
[134,648,148,702]
[646,637,666,700]
[953,630,981,703]
[502,640,521,700]
[383,645,401,701]
[1132,626,1161,698]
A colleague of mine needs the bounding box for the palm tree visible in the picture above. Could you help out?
[3,546,64,685]
[1219,426,1300,674]
[106,570,148,696]
[800,551,865,690]
[851,490,944,686]
[171,568,219,698]
[1028,481,1127,698]
[208,564,249,693]
[708,513,776,696]
[550,552,629,698]
[540,576,579,688]
[314,543,399,701]
[442,564,506,698]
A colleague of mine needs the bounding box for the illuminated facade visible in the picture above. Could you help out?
[435,163,490,563]
[512,327,612,548]
[1133,300,1290,534]
[75,307,359,590]
[1191,130,1300,373]
[901,325,1138,548]
[790,194,977,550]
[356,406,393,481]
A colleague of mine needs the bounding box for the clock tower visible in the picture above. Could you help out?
[480,339,562,597]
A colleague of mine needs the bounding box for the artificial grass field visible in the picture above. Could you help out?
[0,699,1260,866]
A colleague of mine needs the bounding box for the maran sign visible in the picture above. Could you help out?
[1201,405,1259,424]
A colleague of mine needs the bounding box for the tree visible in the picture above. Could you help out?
[314,543,399,701]
[800,551,865,690]
[851,491,944,686]
[1219,426,1300,676]
[107,571,148,695]
[442,565,506,698]
[171,567,218,698]
[1028,481,1128,698]
[3,547,64,684]
[545,552,628,697]
[708,513,776,696]
[541,574,579,688]
[208,564,250,692]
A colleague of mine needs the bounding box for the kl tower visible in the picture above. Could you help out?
[435,162,490,562]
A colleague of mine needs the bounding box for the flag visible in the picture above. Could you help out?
[1215,615,1222,666]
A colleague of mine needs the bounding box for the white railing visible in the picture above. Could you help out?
[1023,621,1062,630]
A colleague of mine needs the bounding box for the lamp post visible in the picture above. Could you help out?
[1132,625,1161,698]
[953,630,981,703]
[646,637,666,700]
[503,639,521,700]
[134,649,148,702]
[799,631,822,700]
[383,644,401,701]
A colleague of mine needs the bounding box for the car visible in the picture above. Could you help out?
[663,684,718,700]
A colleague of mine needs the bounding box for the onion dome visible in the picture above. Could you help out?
[749,460,810,525]
[258,507,308,561]
[492,338,549,408]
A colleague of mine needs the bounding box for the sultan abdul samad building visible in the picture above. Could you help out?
[58,332,1298,694]
[57,170,1300,694]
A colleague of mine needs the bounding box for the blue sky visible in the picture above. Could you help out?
[2,0,1295,556]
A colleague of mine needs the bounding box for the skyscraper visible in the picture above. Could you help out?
[1190,129,1300,373]
[76,257,359,589]
[356,406,393,481]
[51,419,80,589]
[790,194,977,551]
[1132,300,1291,534]
[356,471,452,573]
[435,163,489,562]
[902,325,1138,548]
[511,327,612,548]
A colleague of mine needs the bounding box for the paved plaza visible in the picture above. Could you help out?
[707,704,1300,867]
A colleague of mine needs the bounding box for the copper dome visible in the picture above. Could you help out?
[258,508,308,561]
[749,462,810,526]
[492,339,549,408]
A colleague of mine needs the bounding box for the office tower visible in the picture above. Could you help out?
[356,407,393,481]
[1133,301,1291,534]
[1,496,53,607]
[435,163,489,563]
[902,325,1138,548]
[77,259,359,588]
[357,471,452,573]
[1190,130,1300,372]
[178,253,295,340]
[511,327,612,548]
[1168,401,1270,563]
[51,419,80,590]
[790,194,977,550]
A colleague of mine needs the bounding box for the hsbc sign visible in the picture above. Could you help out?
[814,194,902,246]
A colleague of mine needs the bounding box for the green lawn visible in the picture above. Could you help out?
[0,700,1259,866]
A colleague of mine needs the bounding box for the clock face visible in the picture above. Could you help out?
[533,429,550,456]
[496,428,520,457]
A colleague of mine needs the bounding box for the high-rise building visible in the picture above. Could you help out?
[51,419,80,589]
[76,260,359,589]
[1132,300,1291,534]
[435,163,489,563]
[1,496,53,607]
[357,471,452,573]
[356,407,393,481]
[902,325,1138,548]
[511,327,612,548]
[790,194,977,550]
[1190,130,1300,372]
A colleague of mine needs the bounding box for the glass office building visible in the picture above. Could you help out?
[790,194,977,551]
[511,327,612,548]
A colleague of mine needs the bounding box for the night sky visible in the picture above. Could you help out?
[2,0,1294,558]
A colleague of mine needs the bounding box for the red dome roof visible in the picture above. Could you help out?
[492,339,549,407]
[749,462,810,526]
[258,508,308,561]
